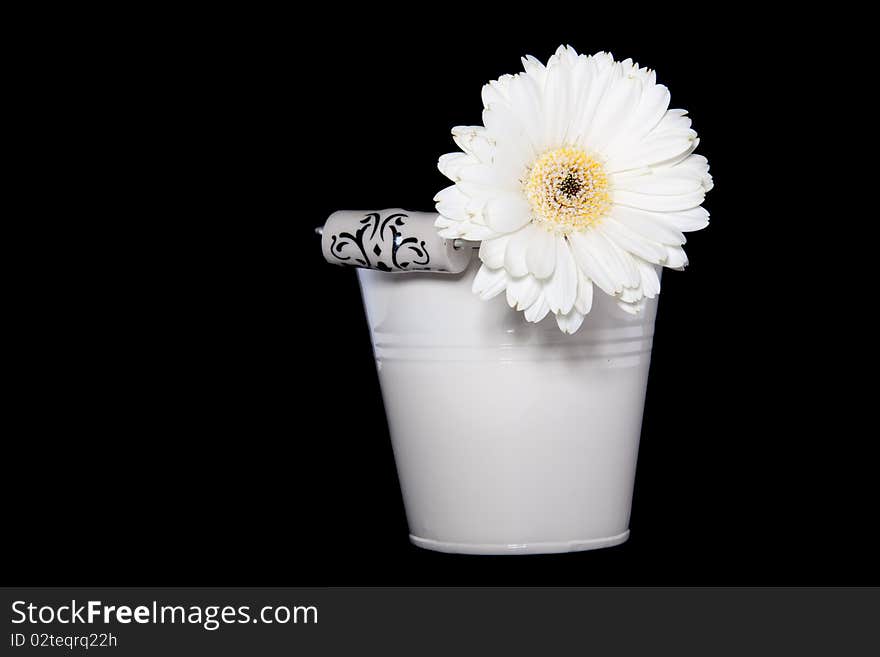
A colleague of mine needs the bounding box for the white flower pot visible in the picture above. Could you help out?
[357,255,659,555]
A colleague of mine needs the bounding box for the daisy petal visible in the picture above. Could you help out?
[438,152,479,181]
[506,274,542,310]
[614,188,706,213]
[673,153,714,191]
[607,131,697,171]
[455,163,519,193]
[574,270,594,315]
[521,54,547,84]
[545,237,578,314]
[525,226,557,279]
[605,233,642,288]
[653,109,692,133]
[503,224,534,277]
[610,206,686,246]
[612,171,703,196]
[523,292,551,323]
[479,234,511,269]
[555,308,585,334]
[434,184,469,222]
[503,74,544,150]
[599,219,667,264]
[620,284,645,303]
[451,125,495,163]
[580,229,637,291]
[586,76,642,153]
[636,258,661,298]
[542,59,572,148]
[482,103,532,157]
[664,246,689,270]
[437,220,496,242]
[568,230,620,295]
[486,194,532,234]
[471,264,509,300]
[569,59,616,145]
[661,206,710,233]
[632,84,671,139]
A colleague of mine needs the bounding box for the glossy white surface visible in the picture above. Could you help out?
[357,255,659,555]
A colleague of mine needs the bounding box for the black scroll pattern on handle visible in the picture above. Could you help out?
[329,212,432,272]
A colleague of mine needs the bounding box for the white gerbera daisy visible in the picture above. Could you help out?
[434,45,713,334]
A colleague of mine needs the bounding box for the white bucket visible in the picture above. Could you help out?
[357,255,659,554]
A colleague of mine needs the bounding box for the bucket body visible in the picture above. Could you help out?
[357,257,659,554]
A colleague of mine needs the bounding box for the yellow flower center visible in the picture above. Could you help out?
[525,147,611,234]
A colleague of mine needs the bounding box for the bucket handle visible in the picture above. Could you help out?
[318,209,475,274]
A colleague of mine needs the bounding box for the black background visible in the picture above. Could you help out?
[6,11,870,586]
